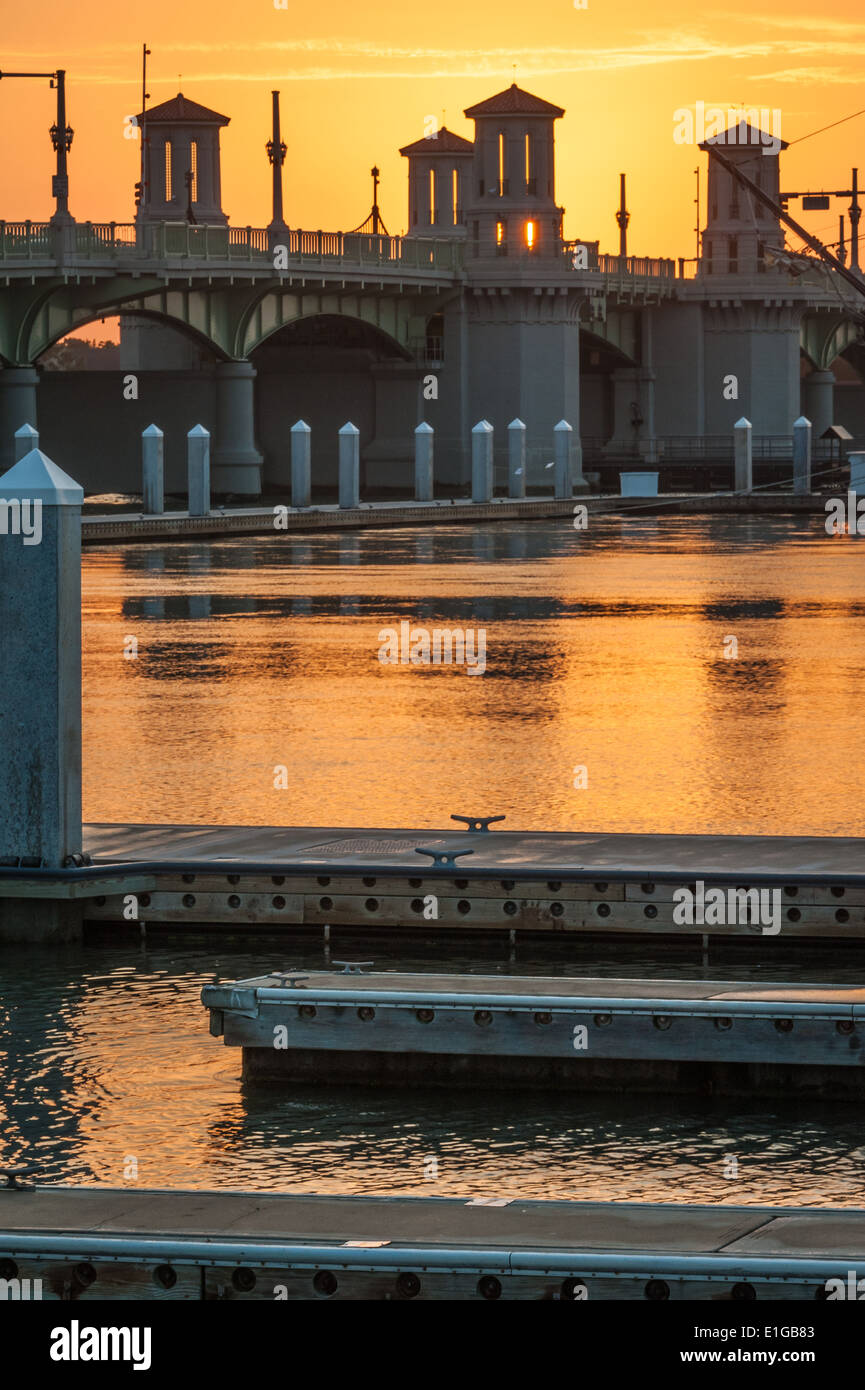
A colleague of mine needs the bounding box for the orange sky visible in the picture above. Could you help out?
[2,1,865,261]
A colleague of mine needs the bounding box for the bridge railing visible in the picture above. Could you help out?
[0,220,463,271]
[562,242,677,279]
[0,221,52,257]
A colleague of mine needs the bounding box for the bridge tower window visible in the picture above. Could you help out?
[497,131,507,195]
[525,133,535,194]
[728,235,738,273]
[525,219,536,250]
[496,219,507,255]
[189,141,198,202]
[429,168,436,225]
[452,168,460,225]
[164,140,173,202]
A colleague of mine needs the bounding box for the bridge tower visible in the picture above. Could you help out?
[136,93,230,225]
[399,126,473,237]
[463,83,565,261]
[699,121,788,276]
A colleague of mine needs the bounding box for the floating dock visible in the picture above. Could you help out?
[202,967,865,1098]
[1,1185,862,1301]
[5,822,865,947]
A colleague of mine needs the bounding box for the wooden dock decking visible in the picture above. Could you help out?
[5,822,859,944]
[1,1185,863,1300]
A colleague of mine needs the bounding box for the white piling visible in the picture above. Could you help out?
[414,422,434,502]
[733,417,752,493]
[338,422,360,509]
[792,416,812,495]
[471,420,494,503]
[142,424,164,514]
[291,420,312,508]
[553,420,573,499]
[508,418,526,498]
[14,423,39,462]
[187,424,211,516]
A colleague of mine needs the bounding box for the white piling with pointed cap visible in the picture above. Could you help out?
[142,424,164,514]
[291,420,312,508]
[14,423,39,462]
[508,419,526,498]
[471,419,494,503]
[792,416,812,495]
[338,422,360,508]
[849,451,865,496]
[0,449,83,874]
[187,424,211,516]
[553,420,573,499]
[414,422,434,502]
[733,417,753,493]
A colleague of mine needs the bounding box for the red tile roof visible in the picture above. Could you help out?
[464,83,564,119]
[136,93,230,126]
[399,126,474,156]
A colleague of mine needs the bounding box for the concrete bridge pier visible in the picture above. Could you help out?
[802,371,835,443]
[0,448,84,943]
[211,361,264,499]
[0,369,40,474]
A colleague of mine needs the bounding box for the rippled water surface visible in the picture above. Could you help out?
[4,514,865,1203]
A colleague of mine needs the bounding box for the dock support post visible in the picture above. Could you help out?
[849,450,865,495]
[471,420,493,503]
[291,420,311,508]
[142,424,164,514]
[554,420,573,499]
[0,448,85,941]
[414,422,434,502]
[338,422,360,509]
[14,423,39,462]
[508,418,526,498]
[733,417,752,493]
[792,416,812,495]
[188,425,211,517]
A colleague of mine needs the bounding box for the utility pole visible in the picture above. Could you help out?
[850,168,861,273]
[694,167,700,262]
[266,90,287,232]
[615,173,629,258]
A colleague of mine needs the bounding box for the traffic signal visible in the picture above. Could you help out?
[134,181,143,207]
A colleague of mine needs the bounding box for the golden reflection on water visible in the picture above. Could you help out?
[82,516,865,834]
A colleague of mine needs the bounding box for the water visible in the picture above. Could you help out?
[6,513,865,1204]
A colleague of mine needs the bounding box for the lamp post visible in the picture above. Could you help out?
[266,90,287,233]
[0,67,74,224]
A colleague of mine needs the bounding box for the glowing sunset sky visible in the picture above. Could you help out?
[2,1,865,261]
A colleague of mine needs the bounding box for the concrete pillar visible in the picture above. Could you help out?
[802,370,834,443]
[291,420,311,508]
[471,420,493,503]
[414,422,434,502]
[338,422,360,508]
[792,416,812,495]
[849,452,865,495]
[508,418,526,498]
[733,417,753,493]
[211,361,264,499]
[188,424,211,516]
[0,449,83,871]
[142,424,164,514]
[0,368,39,474]
[553,420,573,499]
[14,424,39,462]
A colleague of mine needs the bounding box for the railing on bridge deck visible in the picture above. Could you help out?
[0,220,464,272]
[562,243,677,281]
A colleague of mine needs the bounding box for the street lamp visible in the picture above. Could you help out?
[0,66,74,223]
